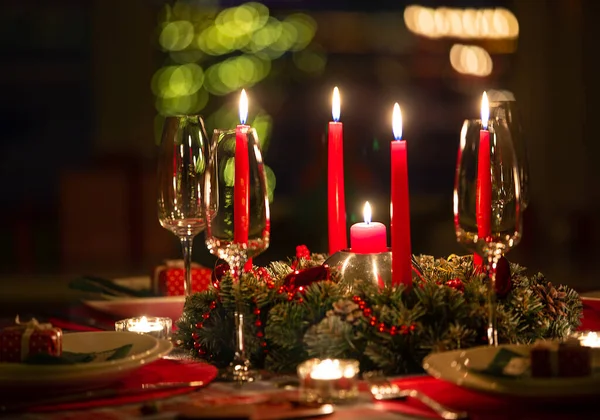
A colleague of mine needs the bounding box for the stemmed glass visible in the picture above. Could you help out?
[453,117,522,346]
[157,115,209,297]
[489,91,529,209]
[204,127,270,382]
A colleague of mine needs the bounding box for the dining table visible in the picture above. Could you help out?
[2,275,600,420]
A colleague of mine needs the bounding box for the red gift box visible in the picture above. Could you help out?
[153,260,212,296]
[0,318,62,363]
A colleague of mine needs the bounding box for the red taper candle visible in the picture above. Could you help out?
[390,103,412,288]
[235,90,251,270]
[328,87,348,254]
[474,91,492,268]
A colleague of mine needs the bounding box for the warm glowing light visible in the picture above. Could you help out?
[332,86,340,122]
[579,332,600,348]
[363,201,372,224]
[459,120,469,150]
[239,89,248,124]
[449,44,493,77]
[392,103,402,140]
[403,6,519,40]
[481,91,489,130]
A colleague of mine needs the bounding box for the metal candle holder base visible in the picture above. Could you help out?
[324,249,423,289]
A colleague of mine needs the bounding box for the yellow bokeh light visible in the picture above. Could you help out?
[159,21,195,51]
[416,7,438,38]
[404,6,519,40]
[434,8,450,37]
[403,6,420,34]
[449,44,492,77]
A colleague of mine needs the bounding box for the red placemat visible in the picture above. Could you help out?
[32,359,218,412]
[379,375,598,419]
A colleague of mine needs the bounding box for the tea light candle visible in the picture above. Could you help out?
[115,316,172,340]
[298,358,359,403]
[577,331,600,348]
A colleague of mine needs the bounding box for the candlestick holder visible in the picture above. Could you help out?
[115,316,172,340]
[324,249,423,289]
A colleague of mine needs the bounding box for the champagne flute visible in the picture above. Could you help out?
[157,115,209,297]
[454,114,522,346]
[204,126,270,382]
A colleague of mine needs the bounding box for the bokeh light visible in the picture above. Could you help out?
[449,44,493,77]
[153,0,319,131]
[159,21,195,51]
[404,5,519,40]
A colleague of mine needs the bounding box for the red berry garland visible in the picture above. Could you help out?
[446,278,465,293]
[351,295,416,335]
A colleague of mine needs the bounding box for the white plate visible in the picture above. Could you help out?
[83,296,185,322]
[0,332,172,387]
[423,344,600,397]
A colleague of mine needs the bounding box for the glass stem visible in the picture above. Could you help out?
[230,259,249,369]
[180,236,193,297]
[486,250,500,346]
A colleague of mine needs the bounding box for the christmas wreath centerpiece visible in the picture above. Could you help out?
[176,246,582,375]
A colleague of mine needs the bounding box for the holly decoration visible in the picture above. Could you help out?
[176,252,582,375]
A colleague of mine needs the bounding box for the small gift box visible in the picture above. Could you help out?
[153,260,212,296]
[0,317,62,363]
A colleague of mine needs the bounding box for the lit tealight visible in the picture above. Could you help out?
[298,358,359,403]
[115,316,172,339]
[578,331,600,348]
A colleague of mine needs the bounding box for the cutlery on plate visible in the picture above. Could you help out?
[365,373,468,420]
[0,381,205,414]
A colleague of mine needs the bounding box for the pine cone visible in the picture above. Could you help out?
[533,280,568,319]
[331,299,362,324]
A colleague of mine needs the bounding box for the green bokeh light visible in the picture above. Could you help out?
[292,47,326,74]
[159,21,195,51]
[285,13,317,51]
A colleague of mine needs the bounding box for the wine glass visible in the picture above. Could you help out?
[453,118,522,346]
[157,115,209,297]
[488,90,529,209]
[204,127,270,382]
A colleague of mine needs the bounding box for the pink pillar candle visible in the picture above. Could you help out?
[350,202,387,254]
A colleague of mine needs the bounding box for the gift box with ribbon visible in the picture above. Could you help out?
[0,317,62,363]
[153,260,212,296]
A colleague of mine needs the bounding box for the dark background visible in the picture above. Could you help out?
[1,0,599,294]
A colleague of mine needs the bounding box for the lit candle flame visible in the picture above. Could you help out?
[332,87,340,122]
[392,103,402,140]
[363,201,372,224]
[481,91,489,130]
[239,89,248,125]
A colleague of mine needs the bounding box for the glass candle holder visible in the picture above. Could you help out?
[115,316,172,340]
[297,358,359,403]
[572,331,600,365]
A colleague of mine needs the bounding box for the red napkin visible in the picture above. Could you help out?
[379,375,598,419]
[32,359,218,412]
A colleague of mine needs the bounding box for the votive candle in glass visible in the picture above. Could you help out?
[297,358,359,403]
[115,316,172,340]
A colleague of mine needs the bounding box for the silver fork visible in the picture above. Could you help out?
[365,373,468,420]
